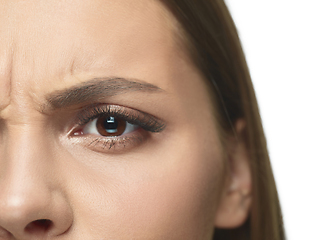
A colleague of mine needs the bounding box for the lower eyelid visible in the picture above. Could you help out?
[69,128,147,153]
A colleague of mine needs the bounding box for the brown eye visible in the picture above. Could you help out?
[96,116,126,137]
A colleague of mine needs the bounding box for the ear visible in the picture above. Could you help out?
[214,119,252,228]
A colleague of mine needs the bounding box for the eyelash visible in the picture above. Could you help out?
[69,104,165,152]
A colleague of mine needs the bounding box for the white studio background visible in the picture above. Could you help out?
[225,1,320,239]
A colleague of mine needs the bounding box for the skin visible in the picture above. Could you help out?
[0,0,252,239]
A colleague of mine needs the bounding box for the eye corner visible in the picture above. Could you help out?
[72,129,84,136]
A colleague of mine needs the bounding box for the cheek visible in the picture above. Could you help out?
[124,148,223,239]
[66,130,224,239]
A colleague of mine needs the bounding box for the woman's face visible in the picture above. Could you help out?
[0,0,229,239]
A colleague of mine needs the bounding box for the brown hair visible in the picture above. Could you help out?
[162,1,285,239]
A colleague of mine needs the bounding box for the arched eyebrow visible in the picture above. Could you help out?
[44,77,162,111]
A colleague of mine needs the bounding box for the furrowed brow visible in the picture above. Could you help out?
[44,77,162,111]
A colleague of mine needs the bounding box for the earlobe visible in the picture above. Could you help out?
[214,119,252,228]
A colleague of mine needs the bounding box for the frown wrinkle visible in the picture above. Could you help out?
[0,44,13,113]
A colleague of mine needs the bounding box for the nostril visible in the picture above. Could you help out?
[25,219,52,234]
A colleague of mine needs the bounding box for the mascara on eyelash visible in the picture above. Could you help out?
[76,105,166,133]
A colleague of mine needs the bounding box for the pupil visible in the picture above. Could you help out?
[104,117,118,133]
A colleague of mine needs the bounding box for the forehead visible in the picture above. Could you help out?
[0,0,183,99]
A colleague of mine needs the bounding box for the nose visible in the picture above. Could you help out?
[0,128,73,239]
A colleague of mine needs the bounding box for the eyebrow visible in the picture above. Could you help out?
[44,77,162,111]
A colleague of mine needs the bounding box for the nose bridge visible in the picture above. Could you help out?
[4,122,54,177]
[0,123,73,238]
[0,124,52,218]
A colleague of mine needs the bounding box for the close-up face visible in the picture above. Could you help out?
[0,0,252,239]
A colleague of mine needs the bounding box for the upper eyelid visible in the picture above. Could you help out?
[76,105,129,126]
[75,104,166,133]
